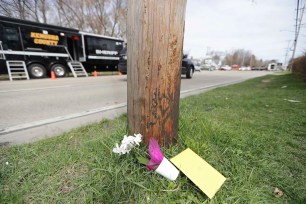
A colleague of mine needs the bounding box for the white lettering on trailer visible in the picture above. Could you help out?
[0,50,69,57]
[88,55,119,60]
[95,49,118,55]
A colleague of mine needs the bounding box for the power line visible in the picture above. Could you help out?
[295,0,300,36]
[290,0,305,70]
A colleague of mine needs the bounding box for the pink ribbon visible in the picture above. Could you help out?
[147,138,164,171]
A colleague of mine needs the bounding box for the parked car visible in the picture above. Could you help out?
[251,66,266,71]
[232,65,241,70]
[181,54,195,78]
[118,49,195,79]
[201,64,215,71]
[239,66,251,71]
[220,65,231,71]
[194,62,201,72]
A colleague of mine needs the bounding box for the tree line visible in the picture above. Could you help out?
[207,49,277,67]
[0,0,127,39]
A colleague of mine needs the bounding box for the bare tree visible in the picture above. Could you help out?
[0,0,128,39]
[33,0,40,21]
[39,0,48,23]
[109,0,126,37]
[16,0,26,19]
[115,0,127,38]
[54,0,63,26]
[83,0,109,34]
[211,54,221,65]
[0,0,14,16]
[31,0,49,23]
[222,49,253,66]
[0,0,30,19]
[0,0,50,23]
[53,0,86,30]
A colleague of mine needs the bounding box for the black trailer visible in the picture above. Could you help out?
[80,32,123,73]
[0,16,123,79]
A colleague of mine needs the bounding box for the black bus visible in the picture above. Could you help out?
[0,16,123,79]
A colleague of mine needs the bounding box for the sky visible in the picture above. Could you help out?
[183,0,306,64]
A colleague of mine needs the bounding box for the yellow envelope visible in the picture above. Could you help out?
[170,148,226,199]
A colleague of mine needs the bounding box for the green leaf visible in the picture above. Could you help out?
[136,156,149,165]
[167,181,175,190]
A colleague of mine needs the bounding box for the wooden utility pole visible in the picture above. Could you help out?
[127,0,187,146]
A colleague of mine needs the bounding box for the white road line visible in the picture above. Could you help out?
[0,85,72,93]
[180,79,245,94]
[0,103,127,135]
[0,79,245,135]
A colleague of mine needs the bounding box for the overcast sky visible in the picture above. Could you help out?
[183,0,306,64]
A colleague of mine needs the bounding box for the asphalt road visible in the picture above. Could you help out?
[0,71,271,144]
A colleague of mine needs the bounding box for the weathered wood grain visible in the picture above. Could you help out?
[127,0,187,146]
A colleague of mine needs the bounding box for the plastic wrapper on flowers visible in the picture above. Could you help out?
[147,138,179,181]
[112,134,179,181]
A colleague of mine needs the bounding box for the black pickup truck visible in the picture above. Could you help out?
[181,54,195,79]
[118,47,194,79]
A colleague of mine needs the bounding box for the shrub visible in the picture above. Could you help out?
[292,53,306,82]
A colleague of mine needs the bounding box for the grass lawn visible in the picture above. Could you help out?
[1,74,305,203]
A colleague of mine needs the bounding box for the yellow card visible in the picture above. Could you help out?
[170,148,226,199]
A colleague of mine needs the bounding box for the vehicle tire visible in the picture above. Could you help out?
[51,64,67,78]
[186,66,194,79]
[28,63,47,79]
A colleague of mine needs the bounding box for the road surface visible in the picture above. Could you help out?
[0,71,271,144]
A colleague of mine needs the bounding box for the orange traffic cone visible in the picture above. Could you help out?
[118,71,122,76]
[51,71,56,80]
[93,70,98,77]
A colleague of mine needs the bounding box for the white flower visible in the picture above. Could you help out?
[113,133,143,155]
[5,161,9,165]
[120,142,133,154]
[122,135,136,145]
[120,144,131,154]
[112,137,135,155]
[112,143,121,154]
[133,133,142,146]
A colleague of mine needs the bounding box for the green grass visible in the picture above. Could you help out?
[1,74,305,203]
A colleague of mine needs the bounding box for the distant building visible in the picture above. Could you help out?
[268,63,283,71]
[202,57,220,69]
